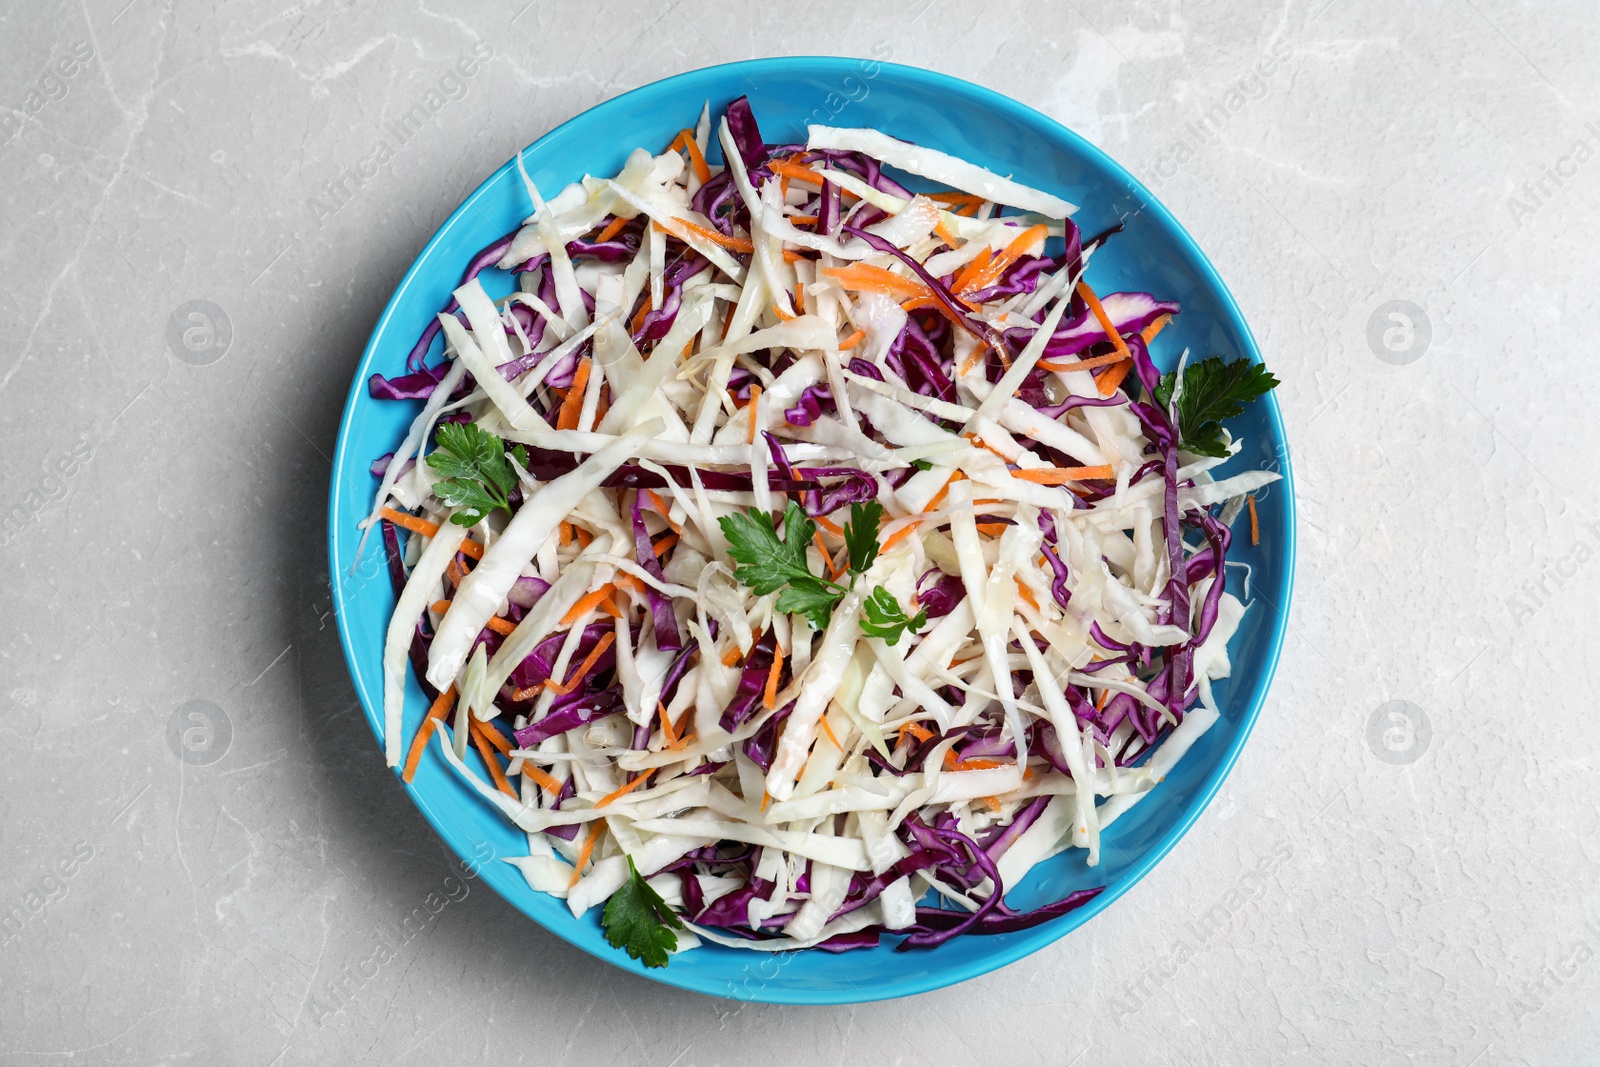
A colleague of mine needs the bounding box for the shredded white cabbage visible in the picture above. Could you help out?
[367,97,1279,960]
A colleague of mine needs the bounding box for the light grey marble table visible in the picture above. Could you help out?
[1,2,1594,1064]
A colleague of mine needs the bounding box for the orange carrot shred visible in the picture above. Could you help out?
[1037,350,1136,374]
[879,520,923,553]
[747,383,762,444]
[768,160,824,187]
[678,128,712,183]
[402,684,456,783]
[556,356,592,430]
[596,215,628,243]
[476,719,514,756]
[819,714,843,751]
[789,214,819,225]
[934,217,961,248]
[793,283,805,315]
[1140,313,1171,345]
[546,631,616,695]
[721,645,742,668]
[952,247,994,294]
[821,263,930,302]
[1247,494,1260,546]
[657,700,679,748]
[520,761,564,798]
[559,585,616,626]
[471,724,518,799]
[652,532,679,558]
[570,819,605,887]
[763,641,785,710]
[1075,281,1134,397]
[838,329,866,350]
[1011,465,1115,484]
[1014,576,1039,612]
[596,768,656,809]
[814,515,845,537]
[671,216,755,253]
[903,721,934,742]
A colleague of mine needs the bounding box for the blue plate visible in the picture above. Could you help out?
[328,57,1295,1005]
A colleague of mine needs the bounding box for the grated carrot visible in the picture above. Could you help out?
[546,631,616,695]
[595,215,628,243]
[809,530,835,580]
[677,128,712,183]
[789,214,819,226]
[793,283,805,315]
[470,724,517,799]
[1012,465,1115,484]
[657,700,679,748]
[819,714,843,751]
[671,216,755,254]
[1038,350,1136,374]
[721,645,742,668]
[957,225,1048,295]
[429,600,519,636]
[644,488,683,534]
[934,216,961,248]
[569,818,605,887]
[926,469,967,511]
[767,160,824,187]
[814,514,845,537]
[1141,313,1171,345]
[596,768,656,808]
[1014,576,1039,612]
[782,249,808,263]
[747,384,762,443]
[821,263,930,302]
[1075,281,1134,397]
[560,585,617,626]
[652,532,679,558]
[958,341,990,376]
[763,641,785,710]
[879,520,924,553]
[556,356,592,430]
[402,684,456,783]
[898,720,935,745]
[838,329,866,350]
[380,506,483,559]
[1247,494,1260,546]
[520,761,565,798]
[951,248,994,294]
[476,719,514,755]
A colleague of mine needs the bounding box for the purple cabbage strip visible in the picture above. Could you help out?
[724,96,768,169]
[630,493,682,650]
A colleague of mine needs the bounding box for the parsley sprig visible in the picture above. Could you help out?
[719,500,925,642]
[601,856,684,968]
[860,586,928,645]
[425,422,529,526]
[1153,356,1280,459]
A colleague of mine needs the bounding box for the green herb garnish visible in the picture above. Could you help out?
[1153,356,1279,459]
[719,499,924,640]
[601,856,683,968]
[859,586,928,646]
[425,422,529,526]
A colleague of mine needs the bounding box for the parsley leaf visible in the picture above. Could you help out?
[426,422,526,526]
[911,458,934,472]
[719,502,821,596]
[1153,356,1280,459]
[859,586,927,645]
[843,501,883,575]
[601,856,683,968]
[720,501,860,629]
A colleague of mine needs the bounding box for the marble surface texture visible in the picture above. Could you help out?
[1,1,1595,1064]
